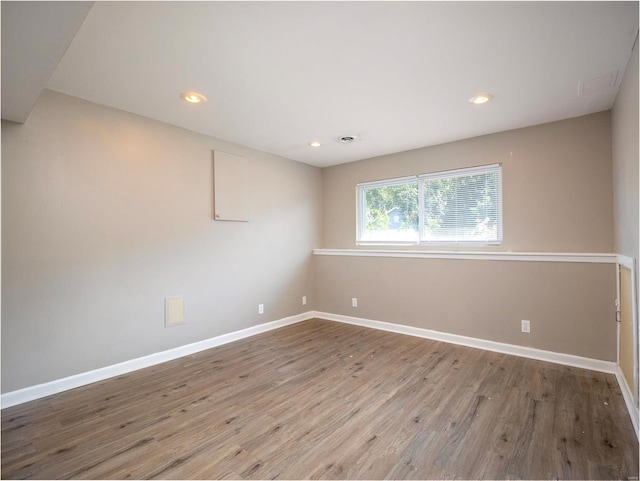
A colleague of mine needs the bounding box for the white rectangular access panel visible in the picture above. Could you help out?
[165,297,185,327]
[213,150,249,222]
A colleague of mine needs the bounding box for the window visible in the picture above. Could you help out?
[358,164,502,245]
[358,176,419,243]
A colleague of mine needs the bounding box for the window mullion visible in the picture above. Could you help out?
[418,179,425,242]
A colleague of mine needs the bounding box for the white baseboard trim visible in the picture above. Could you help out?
[316,311,640,438]
[1,308,628,427]
[1,311,315,409]
[314,311,618,374]
[614,366,639,438]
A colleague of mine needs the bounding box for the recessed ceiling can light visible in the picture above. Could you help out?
[469,93,494,105]
[309,141,322,148]
[335,135,359,143]
[180,92,207,104]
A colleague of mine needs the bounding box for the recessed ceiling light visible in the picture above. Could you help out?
[469,93,494,105]
[180,92,207,104]
[309,141,322,148]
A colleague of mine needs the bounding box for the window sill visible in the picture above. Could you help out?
[357,240,502,247]
[313,248,616,264]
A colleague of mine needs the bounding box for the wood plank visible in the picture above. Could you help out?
[2,319,637,480]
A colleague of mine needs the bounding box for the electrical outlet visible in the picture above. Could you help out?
[258,304,264,315]
[302,296,307,306]
[352,298,358,308]
[521,319,530,333]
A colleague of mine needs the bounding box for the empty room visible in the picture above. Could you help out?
[1,1,639,479]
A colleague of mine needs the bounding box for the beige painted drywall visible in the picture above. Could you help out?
[2,90,623,394]
[322,112,613,252]
[316,256,616,361]
[1,90,322,393]
[317,112,616,361]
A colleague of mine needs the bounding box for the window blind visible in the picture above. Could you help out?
[419,164,502,244]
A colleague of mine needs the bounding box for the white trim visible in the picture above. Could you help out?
[616,263,621,365]
[3,306,634,442]
[314,248,617,263]
[314,311,617,373]
[617,254,635,270]
[616,256,639,407]
[1,311,315,409]
[615,365,640,438]
[315,311,638,438]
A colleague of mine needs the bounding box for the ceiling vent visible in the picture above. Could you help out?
[335,135,360,144]
[578,71,618,94]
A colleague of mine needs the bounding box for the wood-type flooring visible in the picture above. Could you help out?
[2,319,638,479]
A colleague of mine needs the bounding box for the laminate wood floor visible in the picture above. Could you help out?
[2,319,638,480]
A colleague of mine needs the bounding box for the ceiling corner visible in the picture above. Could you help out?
[1,1,94,123]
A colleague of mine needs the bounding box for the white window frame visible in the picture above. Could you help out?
[357,164,502,246]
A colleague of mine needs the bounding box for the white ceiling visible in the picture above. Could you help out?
[4,2,639,168]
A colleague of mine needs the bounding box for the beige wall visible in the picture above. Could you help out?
[322,112,613,253]
[318,113,616,361]
[2,89,624,393]
[1,90,323,393]
[612,29,639,264]
[316,256,616,361]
